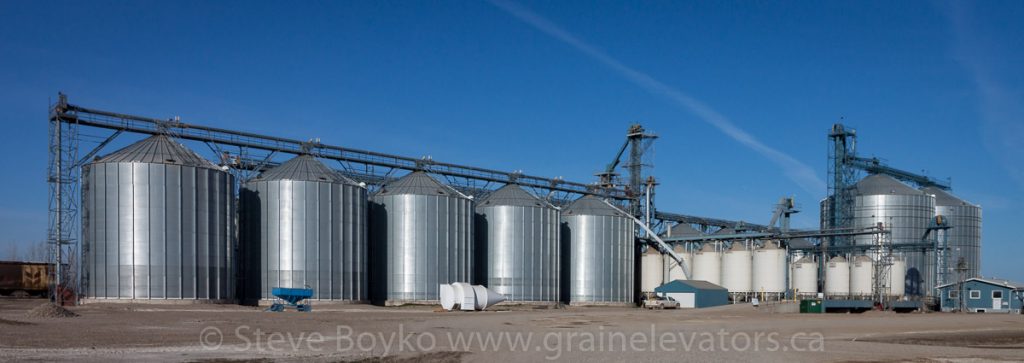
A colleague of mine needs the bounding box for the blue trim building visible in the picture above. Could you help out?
[654,280,728,308]
[937,278,1024,313]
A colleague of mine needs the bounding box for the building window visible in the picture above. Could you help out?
[948,290,959,299]
[969,290,981,299]
[993,290,1003,299]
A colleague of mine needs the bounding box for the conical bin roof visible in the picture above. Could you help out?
[94,135,219,169]
[375,171,470,199]
[256,154,358,185]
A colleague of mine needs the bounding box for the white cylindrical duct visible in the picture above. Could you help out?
[825,256,850,298]
[791,256,818,297]
[666,244,691,281]
[849,255,874,297]
[752,241,786,293]
[720,242,752,293]
[641,248,664,292]
[692,243,721,285]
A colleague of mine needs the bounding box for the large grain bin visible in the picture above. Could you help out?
[369,171,473,305]
[475,184,559,303]
[640,247,664,292]
[824,256,850,298]
[720,242,752,294]
[752,241,786,294]
[561,196,635,306]
[791,256,818,297]
[851,174,935,296]
[888,258,906,297]
[922,187,981,279]
[692,243,721,285]
[240,154,367,303]
[849,255,874,298]
[82,135,234,302]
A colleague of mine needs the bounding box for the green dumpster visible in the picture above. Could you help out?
[800,299,823,313]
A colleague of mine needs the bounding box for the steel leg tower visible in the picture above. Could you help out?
[827,124,857,247]
[47,95,81,305]
[596,124,657,218]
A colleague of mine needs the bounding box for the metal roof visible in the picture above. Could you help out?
[936,277,1024,290]
[921,186,976,207]
[375,171,470,199]
[94,135,219,169]
[655,279,728,292]
[853,174,924,196]
[255,154,358,185]
[561,195,628,217]
[477,184,554,209]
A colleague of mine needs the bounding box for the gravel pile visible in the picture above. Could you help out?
[25,303,79,318]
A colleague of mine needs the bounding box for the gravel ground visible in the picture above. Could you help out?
[24,303,79,319]
[0,298,1022,362]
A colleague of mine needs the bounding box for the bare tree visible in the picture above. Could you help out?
[27,240,49,262]
[5,242,18,261]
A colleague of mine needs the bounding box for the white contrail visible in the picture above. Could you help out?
[488,0,826,194]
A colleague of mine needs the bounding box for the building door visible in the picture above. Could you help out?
[993,290,1004,310]
[668,292,695,308]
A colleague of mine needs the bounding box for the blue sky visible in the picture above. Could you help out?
[1,1,1021,280]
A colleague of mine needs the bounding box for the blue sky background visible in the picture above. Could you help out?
[1,1,1021,280]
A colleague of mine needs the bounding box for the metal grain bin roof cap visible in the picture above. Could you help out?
[561,195,627,217]
[375,171,471,199]
[94,135,219,169]
[853,255,872,263]
[477,184,554,209]
[795,256,815,264]
[713,227,735,236]
[921,186,975,207]
[829,256,848,263]
[256,154,359,185]
[727,242,746,251]
[854,174,924,196]
[668,223,703,237]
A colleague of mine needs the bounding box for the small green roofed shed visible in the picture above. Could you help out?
[654,280,728,308]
